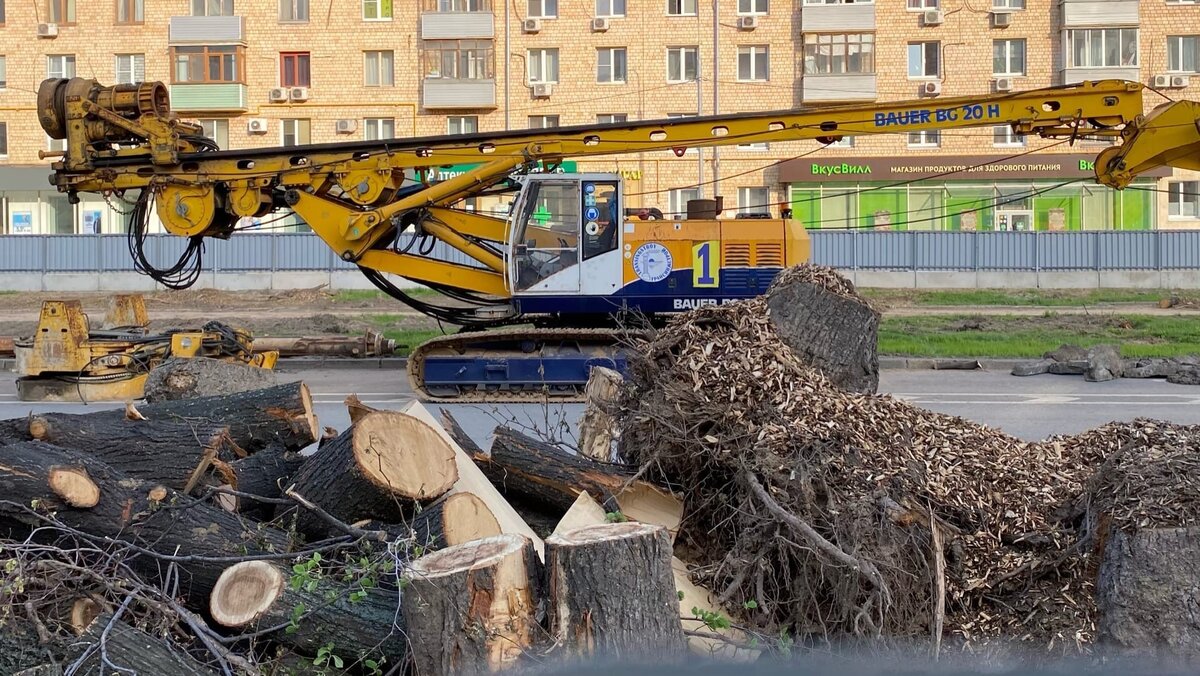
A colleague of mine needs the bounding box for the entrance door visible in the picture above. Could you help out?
[510,179,581,293]
[997,210,1033,232]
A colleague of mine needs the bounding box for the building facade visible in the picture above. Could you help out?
[0,0,1197,235]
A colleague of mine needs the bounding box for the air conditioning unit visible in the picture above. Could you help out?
[523,18,541,33]
[922,81,942,97]
[289,87,310,102]
[1152,74,1173,88]
[335,119,358,134]
[991,11,1011,28]
[247,118,269,134]
[37,23,58,38]
[268,88,288,103]
[532,83,553,98]
[994,77,1014,92]
[591,17,609,32]
[923,10,943,26]
[737,15,758,30]
[1172,75,1191,88]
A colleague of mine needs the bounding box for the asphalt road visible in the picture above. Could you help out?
[1,365,1198,443]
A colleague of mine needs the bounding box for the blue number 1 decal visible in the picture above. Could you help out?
[692,241,719,288]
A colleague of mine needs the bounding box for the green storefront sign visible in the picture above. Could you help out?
[428,160,578,182]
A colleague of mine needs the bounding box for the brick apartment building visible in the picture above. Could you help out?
[0,0,1197,235]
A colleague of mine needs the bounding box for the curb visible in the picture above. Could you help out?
[879,357,1023,371]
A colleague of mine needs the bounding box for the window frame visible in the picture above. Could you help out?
[362,0,392,21]
[527,48,560,84]
[281,118,311,147]
[597,47,627,84]
[597,113,628,124]
[906,0,937,9]
[114,53,145,85]
[1167,35,1199,73]
[668,188,700,218]
[1065,28,1139,69]
[907,41,940,79]
[737,45,769,81]
[736,0,767,15]
[1168,181,1200,219]
[0,0,5,27]
[363,50,395,86]
[115,0,143,24]
[0,56,6,90]
[527,0,557,18]
[666,0,697,16]
[738,187,771,215]
[46,54,77,80]
[191,0,234,16]
[528,115,560,129]
[425,40,494,80]
[448,115,479,134]
[48,0,76,24]
[803,32,875,76]
[199,119,229,149]
[802,0,875,4]
[280,52,311,88]
[666,46,699,83]
[992,38,1026,76]
[363,117,395,141]
[595,0,626,17]
[170,46,244,84]
[992,125,1026,148]
[907,129,940,148]
[280,0,309,22]
[992,0,1024,9]
[0,122,7,159]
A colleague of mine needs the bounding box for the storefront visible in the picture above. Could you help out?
[778,153,1171,231]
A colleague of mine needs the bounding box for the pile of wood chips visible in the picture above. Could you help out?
[618,265,1200,657]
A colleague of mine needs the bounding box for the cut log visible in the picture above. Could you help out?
[68,611,218,675]
[546,522,686,662]
[217,444,306,516]
[27,412,239,492]
[578,366,623,463]
[69,597,103,635]
[143,356,278,403]
[209,559,406,664]
[0,624,57,676]
[286,410,458,541]
[345,393,377,426]
[0,441,290,603]
[437,408,485,456]
[366,491,502,553]
[402,534,539,675]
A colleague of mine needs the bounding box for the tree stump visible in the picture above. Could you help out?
[545,522,686,662]
[143,356,278,402]
[209,559,406,665]
[402,534,540,675]
[287,410,458,541]
[578,366,623,463]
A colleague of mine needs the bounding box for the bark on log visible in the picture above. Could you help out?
[287,410,458,541]
[143,356,278,403]
[477,426,636,513]
[577,366,623,464]
[67,611,218,675]
[364,492,503,553]
[209,559,406,664]
[546,522,686,662]
[215,445,306,516]
[27,412,239,492]
[0,441,290,602]
[402,534,539,675]
[345,394,377,426]
[0,624,57,676]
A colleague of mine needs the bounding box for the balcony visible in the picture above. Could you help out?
[801,3,875,31]
[1061,0,1139,27]
[421,13,494,39]
[168,15,245,43]
[802,74,876,102]
[168,83,248,112]
[1061,66,1139,85]
[423,79,496,109]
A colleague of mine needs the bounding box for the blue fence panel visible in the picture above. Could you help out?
[914,232,975,270]
[44,236,99,272]
[976,232,1036,270]
[209,235,274,272]
[1038,232,1096,270]
[854,231,914,269]
[809,231,855,268]
[98,235,133,272]
[1097,231,1158,270]
[1159,231,1200,270]
[273,234,332,271]
[0,236,46,272]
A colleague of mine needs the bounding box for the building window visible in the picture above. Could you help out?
[364,50,395,86]
[191,0,233,15]
[738,0,767,14]
[48,0,75,23]
[0,122,7,159]
[364,118,395,140]
[598,113,628,123]
[172,46,242,83]
[115,54,144,84]
[0,0,5,26]
[993,39,1025,76]
[280,0,309,21]
[803,33,874,75]
[0,57,6,89]
[1066,28,1138,68]
[426,41,493,80]
[199,119,228,148]
[528,115,560,129]
[992,0,1023,8]
[907,0,936,8]
[438,0,488,10]
[597,48,627,83]
[907,130,940,147]
[738,187,770,215]
[1169,182,1199,218]
[908,41,940,78]
[528,0,557,18]
[528,48,559,84]
[116,0,143,24]
[1168,36,1199,73]
[667,46,698,82]
[448,115,478,134]
[667,0,696,15]
[827,136,854,147]
[48,136,67,152]
[738,141,768,150]
[803,0,875,4]
[282,119,310,146]
[47,55,76,79]
[737,46,769,81]
[281,52,311,87]
[596,0,625,17]
[362,0,392,20]
[992,125,1025,148]
[668,188,700,218]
